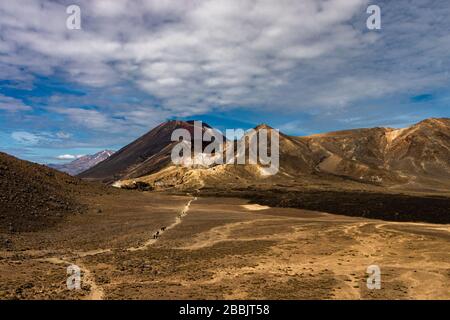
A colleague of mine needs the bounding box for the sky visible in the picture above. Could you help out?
[0,0,449,164]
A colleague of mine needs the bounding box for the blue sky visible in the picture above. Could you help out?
[0,0,449,163]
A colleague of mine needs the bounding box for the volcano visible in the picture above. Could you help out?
[78,120,217,183]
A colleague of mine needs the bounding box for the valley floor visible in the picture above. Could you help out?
[0,193,449,299]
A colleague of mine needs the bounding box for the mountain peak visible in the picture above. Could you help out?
[254,123,273,130]
[186,120,212,128]
[155,120,213,132]
[416,117,450,126]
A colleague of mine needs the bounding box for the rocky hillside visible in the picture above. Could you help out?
[300,118,450,188]
[0,152,107,232]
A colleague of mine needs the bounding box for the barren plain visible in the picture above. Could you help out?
[1,192,448,300]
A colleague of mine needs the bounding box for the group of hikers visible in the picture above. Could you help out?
[151,198,195,241]
[152,226,167,240]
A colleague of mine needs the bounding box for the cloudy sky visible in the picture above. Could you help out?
[0,0,449,163]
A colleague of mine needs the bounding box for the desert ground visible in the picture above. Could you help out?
[0,192,448,300]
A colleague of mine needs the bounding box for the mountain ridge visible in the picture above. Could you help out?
[48,150,115,176]
[79,118,450,193]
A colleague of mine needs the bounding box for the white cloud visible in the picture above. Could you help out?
[1,0,450,135]
[0,94,32,112]
[56,154,84,160]
[49,107,110,130]
[57,154,76,160]
[56,131,72,139]
[0,0,373,113]
[11,131,40,145]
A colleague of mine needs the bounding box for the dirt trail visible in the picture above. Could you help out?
[29,197,197,299]
[37,257,104,300]
[78,262,104,300]
[127,197,197,251]
[180,218,286,250]
[175,200,450,299]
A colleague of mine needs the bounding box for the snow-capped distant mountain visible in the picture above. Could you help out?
[48,150,115,176]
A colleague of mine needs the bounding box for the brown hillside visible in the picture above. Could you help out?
[0,152,107,232]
